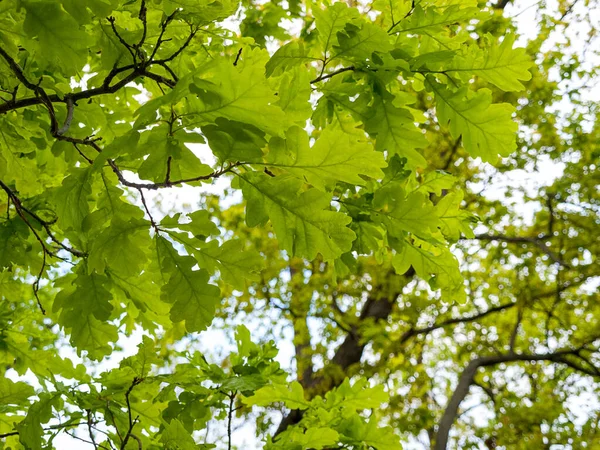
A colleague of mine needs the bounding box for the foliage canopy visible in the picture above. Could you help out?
[0,0,598,449]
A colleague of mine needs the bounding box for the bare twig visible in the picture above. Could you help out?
[227,391,237,450]
[0,420,99,439]
[138,189,159,232]
[233,48,242,66]
[310,66,355,84]
[120,378,142,450]
[108,16,137,63]
[388,0,416,33]
[87,410,99,450]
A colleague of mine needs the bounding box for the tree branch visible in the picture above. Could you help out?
[310,66,355,84]
[0,420,101,439]
[120,377,142,450]
[227,391,237,450]
[434,347,600,449]
[398,301,517,344]
[472,233,571,268]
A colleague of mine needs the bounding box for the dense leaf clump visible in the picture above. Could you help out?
[1,0,599,449]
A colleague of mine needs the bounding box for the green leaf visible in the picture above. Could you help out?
[351,221,384,254]
[392,238,463,299]
[137,127,213,183]
[324,378,389,410]
[88,217,150,276]
[16,393,62,450]
[0,378,35,405]
[373,188,439,238]
[430,82,517,162]
[338,415,402,450]
[266,41,319,77]
[192,239,264,290]
[394,4,479,37]
[265,126,386,190]
[183,48,290,137]
[202,119,266,163]
[53,271,119,359]
[275,67,313,124]
[243,381,310,410]
[275,427,340,449]
[364,97,428,168]
[156,237,221,332]
[434,190,476,240]
[163,0,239,24]
[54,167,93,231]
[314,3,361,57]
[21,1,90,71]
[54,271,114,322]
[161,418,201,449]
[238,172,355,260]
[447,35,533,92]
[415,171,457,196]
[161,210,220,238]
[331,21,392,62]
[120,336,163,377]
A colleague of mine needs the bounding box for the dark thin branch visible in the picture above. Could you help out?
[138,189,159,232]
[136,0,148,56]
[33,250,47,314]
[0,180,86,258]
[472,380,496,404]
[107,16,137,63]
[105,402,123,444]
[87,410,99,450]
[0,45,178,115]
[65,430,107,448]
[142,71,176,88]
[154,23,198,65]
[149,11,178,62]
[0,62,144,114]
[129,433,143,450]
[399,301,516,344]
[91,426,118,450]
[0,47,39,90]
[0,420,99,439]
[441,137,461,171]
[233,48,243,66]
[0,180,53,313]
[110,160,244,190]
[560,0,581,20]
[155,61,178,83]
[387,0,416,33]
[165,156,172,185]
[227,391,237,450]
[73,143,94,164]
[120,377,142,450]
[473,233,571,268]
[310,66,355,84]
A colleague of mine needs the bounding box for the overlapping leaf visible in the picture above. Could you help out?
[265,126,386,190]
[238,172,355,260]
[430,81,517,161]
